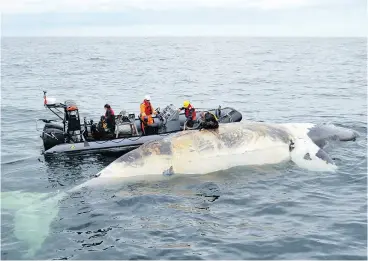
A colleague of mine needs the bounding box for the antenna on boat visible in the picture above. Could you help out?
[43,91,47,106]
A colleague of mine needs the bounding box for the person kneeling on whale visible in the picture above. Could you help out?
[198,111,219,130]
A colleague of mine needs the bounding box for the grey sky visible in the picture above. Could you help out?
[1,0,366,36]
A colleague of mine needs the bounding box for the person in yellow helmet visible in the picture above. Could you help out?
[178,100,197,128]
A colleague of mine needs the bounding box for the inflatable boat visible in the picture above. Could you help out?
[38,92,243,155]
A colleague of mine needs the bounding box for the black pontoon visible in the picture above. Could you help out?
[37,91,243,155]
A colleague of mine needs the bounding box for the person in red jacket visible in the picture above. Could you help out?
[178,100,197,128]
[103,104,115,133]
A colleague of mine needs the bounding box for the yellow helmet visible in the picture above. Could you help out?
[183,100,190,108]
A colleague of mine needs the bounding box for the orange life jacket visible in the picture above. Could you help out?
[140,100,154,126]
[140,100,153,116]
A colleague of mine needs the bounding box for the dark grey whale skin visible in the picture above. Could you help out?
[306,124,359,149]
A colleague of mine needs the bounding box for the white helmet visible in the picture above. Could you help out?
[145,95,151,101]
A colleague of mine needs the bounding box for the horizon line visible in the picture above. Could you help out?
[2,35,366,38]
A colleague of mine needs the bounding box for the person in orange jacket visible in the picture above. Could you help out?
[140,95,157,133]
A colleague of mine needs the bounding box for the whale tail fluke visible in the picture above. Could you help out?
[307,123,360,148]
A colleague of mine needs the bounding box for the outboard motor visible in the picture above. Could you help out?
[41,122,65,151]
[64,100,83,142]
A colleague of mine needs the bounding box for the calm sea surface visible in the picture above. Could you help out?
[1,37,367,259]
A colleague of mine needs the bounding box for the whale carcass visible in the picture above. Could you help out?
[1,121,359,258]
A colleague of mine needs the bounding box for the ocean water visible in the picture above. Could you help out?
[1,37,367,260]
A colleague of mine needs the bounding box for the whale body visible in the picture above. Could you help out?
[1,121,359,258]
[74,121,358,190]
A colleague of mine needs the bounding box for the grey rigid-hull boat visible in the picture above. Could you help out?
[38,92,243,155]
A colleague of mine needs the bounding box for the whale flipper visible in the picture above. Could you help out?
[163,166,175,176]
[290,138,337,172]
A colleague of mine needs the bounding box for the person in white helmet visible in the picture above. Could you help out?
[140,95,157,134]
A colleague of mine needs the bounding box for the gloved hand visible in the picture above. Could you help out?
[144,116,148,122]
